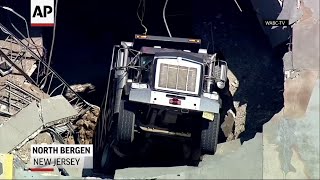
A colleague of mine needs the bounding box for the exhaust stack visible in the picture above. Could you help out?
[217,63,227,89]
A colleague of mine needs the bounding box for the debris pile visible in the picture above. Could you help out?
[222,70,246,141]
[16,132,53,162]
[74,105,100,144]
[66,83,96,100]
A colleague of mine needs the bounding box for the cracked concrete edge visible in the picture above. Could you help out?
[283,70,319,119]
[291,0,320,71]
[0,101,42,153]
[114,134,262,179]
[41,95,78,125]
[0,95,78,153]
[113,140,242,179]
[263,79,319,179]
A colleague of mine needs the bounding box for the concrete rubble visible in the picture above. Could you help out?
[0,0,319,179]
[0,95,78,153]
[0,18,98,178]
[73,105,100,144]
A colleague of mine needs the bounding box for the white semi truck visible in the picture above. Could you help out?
[94,35,230,171]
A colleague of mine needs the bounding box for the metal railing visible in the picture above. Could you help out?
[0,80,40,116]
[0,22,92,116]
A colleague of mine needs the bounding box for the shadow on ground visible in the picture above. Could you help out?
[192,0,286,143]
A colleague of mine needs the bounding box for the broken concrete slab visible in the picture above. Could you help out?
[192,133,262,179]
[278,0,303,25]
[292,0,320,71]
[17,132,53,162]
[221,110,235,138]
[0,101,43,153]
[114,140,241,179]
[0,95,78,153]
[41,95,78,125]
[263,79,319,179]
[115,166,194,179]
[283,70,319,119]
[282,51,294,71]
[115,134,262,179]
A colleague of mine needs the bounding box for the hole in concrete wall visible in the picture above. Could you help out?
[1,0,290,177]
[192,0,287,144]
[45,0,286,176]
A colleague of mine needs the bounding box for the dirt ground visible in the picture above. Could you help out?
[71,105,100,144]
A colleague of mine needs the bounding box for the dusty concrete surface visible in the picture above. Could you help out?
[263,79,319,179]
[41,95,78,125]
[292,0,319,71]
[0,95,77,153]
[263,3,320,178]
[283,70,319,119]
[115,134,263,179]
[0,101,42,153]
[14,168,91,179]
[16,132,53,162]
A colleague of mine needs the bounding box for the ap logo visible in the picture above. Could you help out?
[31,0,54,27]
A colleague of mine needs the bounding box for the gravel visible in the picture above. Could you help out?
[73,105,100,144]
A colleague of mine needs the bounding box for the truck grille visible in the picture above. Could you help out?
[158,63,197,92]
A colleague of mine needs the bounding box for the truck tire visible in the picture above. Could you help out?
[117,100,135,143]
[100,143,115,172]
[93,76,117,171]
[200,113,220,154]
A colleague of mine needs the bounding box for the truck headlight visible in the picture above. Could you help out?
[217,81,225,89]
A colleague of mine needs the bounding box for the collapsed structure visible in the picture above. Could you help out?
[0,0,319,179]
[0,22,101,177]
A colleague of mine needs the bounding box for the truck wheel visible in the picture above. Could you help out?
[100,143,115,171]
[200,113,220,155]
[117,100,135,143]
